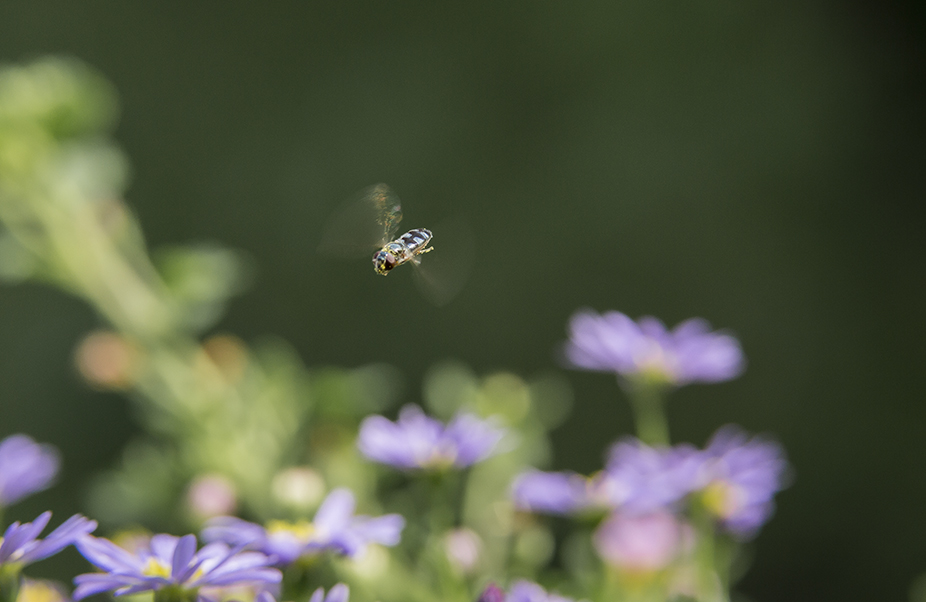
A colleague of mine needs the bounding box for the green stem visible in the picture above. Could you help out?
[627,382,670,446]
[691,504,729,602]
[0,565,21,602]
[153,586,198,602]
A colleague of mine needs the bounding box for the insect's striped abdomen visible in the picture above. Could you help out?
[399,228,432,254]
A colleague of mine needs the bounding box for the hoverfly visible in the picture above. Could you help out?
[318,184,470,305]
[363,184,435,276]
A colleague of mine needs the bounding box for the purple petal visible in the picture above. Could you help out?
[445,413,505,467]
[204,549,276,576]
[73,574,140,601]
[202,516,267,547]
[351,514,404,547]
[326,583,349,602]
[0,512,52,563]
[19,514,97,564]
[171,534,200,582]
[149,534,181,564]
[117,582,168,596]
[0,435,59,506]
[199,567,282,587]
[314,489,355,534]
[76,535,145,573]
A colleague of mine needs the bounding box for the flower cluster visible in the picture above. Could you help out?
[0,304,786,602]
[514,427,787,538]
[0,59,798,602]
[511,308,789,588]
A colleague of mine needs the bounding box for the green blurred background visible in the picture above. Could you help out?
[0,1,923,601]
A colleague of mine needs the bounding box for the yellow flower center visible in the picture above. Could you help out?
[18,580,67,602]
[266,519,316,542]
[421,448,457,469]
[142,557,172,579]
[632,341,677,384]
[702,480,746,519]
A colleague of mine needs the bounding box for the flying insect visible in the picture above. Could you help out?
[318,183,470,305]
[363,184,435,275]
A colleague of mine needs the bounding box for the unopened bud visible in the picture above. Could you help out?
[74,330,139,390]
[186,473,237,520]
[593,511,691,576]
[444,527,482,574]
[271,466,325,512]
[477,584,505,602]
[201,334,249,383]
[18,580,69,602]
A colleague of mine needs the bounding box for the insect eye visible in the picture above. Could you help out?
[373,251,397,273]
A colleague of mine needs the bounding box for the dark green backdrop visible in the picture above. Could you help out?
[0,2,923,601]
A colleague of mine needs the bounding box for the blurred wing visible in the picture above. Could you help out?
[411,216,473,306]
[318,183,403,257]
[366,183,403,242]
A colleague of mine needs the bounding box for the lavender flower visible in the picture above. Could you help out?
[599,439,702,514]
[593,511,690,573]
[73,533,281,599]
[0,435,60,507]
[202,488,403,565]
[563,310,745,386]
[512,440,700,517]
[695,426,789,538]
[0,512,96,568]
[357,405,506,470]
[511,470,592,515]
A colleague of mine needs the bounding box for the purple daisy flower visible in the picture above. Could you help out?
[0,512,96,568]
[563,310,745,386]
[598,439,702,514]
[694,426,789,538]
[512,440,701,518]
[481,580,575,602]
[0,435,60,507]
[510,470,592,515]
[72,533,281,600]
[357,405,506,471]
[202,488,403,565]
